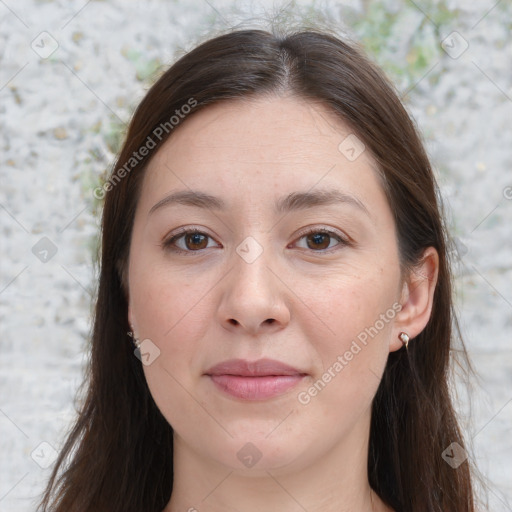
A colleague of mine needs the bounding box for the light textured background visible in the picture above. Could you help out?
[0,1,511,510]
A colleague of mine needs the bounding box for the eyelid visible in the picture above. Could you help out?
[290,225,351,252]
[162,226,220,254]
[293,225,349,243]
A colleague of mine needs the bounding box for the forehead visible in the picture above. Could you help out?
[153,94,364,164]
[139,94,386,214]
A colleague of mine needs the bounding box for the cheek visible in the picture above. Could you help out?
[305,261,398,344]
[129,234,216,339]
[132,273,195,336]
[128,247,203,375]
[301,268,398,409]
[130,270,212,428]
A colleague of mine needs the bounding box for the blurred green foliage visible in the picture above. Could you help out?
[349,0,460,92]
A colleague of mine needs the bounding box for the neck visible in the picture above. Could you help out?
[164,413,390,512]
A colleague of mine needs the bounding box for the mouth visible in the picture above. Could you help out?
[204,358,308,401]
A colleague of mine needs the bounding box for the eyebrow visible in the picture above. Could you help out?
[148,188,371,218]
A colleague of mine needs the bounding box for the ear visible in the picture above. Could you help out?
[390,246,439,352]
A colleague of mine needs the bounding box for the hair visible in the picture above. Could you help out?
[38,27,476,512]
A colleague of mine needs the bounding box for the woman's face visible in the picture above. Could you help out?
[128,95,406,475]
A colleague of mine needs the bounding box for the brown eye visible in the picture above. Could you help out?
[183,232,209,250]
[163,229,217,254]
[293,228,348,252]
[305,232,332,250]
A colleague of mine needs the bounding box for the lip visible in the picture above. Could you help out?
[205,358,307,401]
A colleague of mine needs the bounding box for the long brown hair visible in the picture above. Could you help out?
[38,27,476,512]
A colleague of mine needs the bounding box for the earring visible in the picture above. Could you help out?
[398,331,410,350]
[129,326,141,349]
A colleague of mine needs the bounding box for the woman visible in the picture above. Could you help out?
[39,27,476,511]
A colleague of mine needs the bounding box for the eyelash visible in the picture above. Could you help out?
[162,226,350,255]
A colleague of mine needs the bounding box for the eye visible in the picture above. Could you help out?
[162,226,350,255]
[291,227,349,252]
[162,228,219,254]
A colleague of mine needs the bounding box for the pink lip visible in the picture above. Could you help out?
[205,358,307,401]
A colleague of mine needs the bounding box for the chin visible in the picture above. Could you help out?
[202,429,310,474]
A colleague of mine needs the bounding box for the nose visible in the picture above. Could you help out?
[217,243,291,336]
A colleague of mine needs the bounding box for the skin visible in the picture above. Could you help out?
[127,93,439,512]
